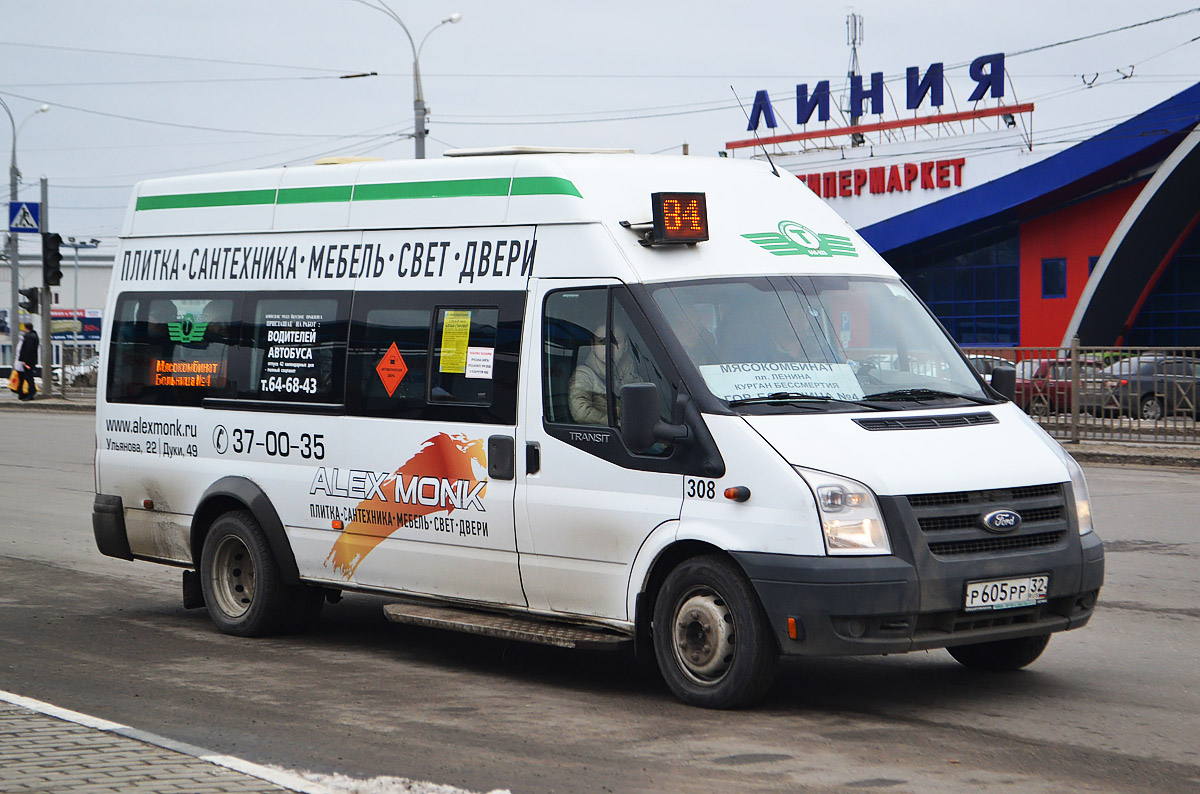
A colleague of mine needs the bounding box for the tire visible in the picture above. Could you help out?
[1139,395,1164,421]
[947,633,1050,671]
[200,510,292,637]
[652,555,777,709]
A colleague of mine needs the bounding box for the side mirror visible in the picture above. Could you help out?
[990,365,1016,402]
[620,383,688,453]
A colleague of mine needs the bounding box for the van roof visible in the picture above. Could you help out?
[119,151,893,281]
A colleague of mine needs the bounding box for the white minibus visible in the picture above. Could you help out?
[94,149,1103,708]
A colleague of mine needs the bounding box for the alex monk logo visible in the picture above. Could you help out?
[743,220,857,258]
[167,313,208,344]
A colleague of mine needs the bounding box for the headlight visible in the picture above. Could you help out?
[1063,453,1094,535]
[795,467,891,555]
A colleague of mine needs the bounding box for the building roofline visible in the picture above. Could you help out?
[858,82,1200,254]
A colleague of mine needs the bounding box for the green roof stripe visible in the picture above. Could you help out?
[352,177,512,201]
[277,185,354,204]
[135,189,277,211]
[135,176,582,211]
[511,176,582,198]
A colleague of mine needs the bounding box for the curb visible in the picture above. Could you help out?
[1070,450,1200,469]
[0,689,336,794]
[0,398,94,412]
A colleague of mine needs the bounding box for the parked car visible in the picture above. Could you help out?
[1015,358,1105,416]
[966,354,1010,378]
[1079,355,1200,420]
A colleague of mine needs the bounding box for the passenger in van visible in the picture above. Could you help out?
[568,324,635,424]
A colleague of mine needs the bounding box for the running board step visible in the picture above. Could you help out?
[382,602,632,651]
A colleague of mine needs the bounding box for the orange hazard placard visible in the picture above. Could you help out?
[376,342,409,397]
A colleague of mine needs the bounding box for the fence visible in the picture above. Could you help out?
[50,344,98,402]
[963,343,1200,445]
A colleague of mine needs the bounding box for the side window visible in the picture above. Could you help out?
[543,287,674,441]
[241,293,349,404]
[431,307,499,406]
[543,288,608,425]
[613,292,674,430]
[107,293,241,406]
[347,300,431,417]
[346,291,523,424]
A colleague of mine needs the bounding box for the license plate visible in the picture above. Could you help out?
[964,574,1049,611]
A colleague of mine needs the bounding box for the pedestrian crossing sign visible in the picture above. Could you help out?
[8,201,41,233]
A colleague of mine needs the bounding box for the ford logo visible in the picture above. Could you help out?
[981,509,1022,534]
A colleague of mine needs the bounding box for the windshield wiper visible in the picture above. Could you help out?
[728,391,892,411]
[865,388,995,405]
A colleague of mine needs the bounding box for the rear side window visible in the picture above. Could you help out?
[239,294,349,405]
[107,293,242,406]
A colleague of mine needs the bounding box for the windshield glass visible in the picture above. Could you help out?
[649,275,989,407]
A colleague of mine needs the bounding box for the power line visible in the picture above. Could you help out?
[0,88,391,138]
[1007,8,1200,58]
[0,39,357,73]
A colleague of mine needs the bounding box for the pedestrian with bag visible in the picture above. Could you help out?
[16,322,38,401]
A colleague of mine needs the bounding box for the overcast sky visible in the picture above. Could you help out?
[3,1,1199,249]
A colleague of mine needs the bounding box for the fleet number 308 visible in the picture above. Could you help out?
[686,478,716,499]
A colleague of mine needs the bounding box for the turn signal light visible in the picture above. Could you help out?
[724,486,751,502]
[332,520,344,530]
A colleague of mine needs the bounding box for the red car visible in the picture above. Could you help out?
[1015,358,1104,416]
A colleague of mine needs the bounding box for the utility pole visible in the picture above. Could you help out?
[7,127,18,369]
[39,176,51,396]
[846,13,865,146]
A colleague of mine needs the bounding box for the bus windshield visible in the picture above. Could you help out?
[648,275,990,407]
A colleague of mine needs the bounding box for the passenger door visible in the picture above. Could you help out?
[302,288,527,606]
[516,280,684,620]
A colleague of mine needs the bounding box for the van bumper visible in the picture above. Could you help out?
[93,494,133,560]
[731,530,1104,657]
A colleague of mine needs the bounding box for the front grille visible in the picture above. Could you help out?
[908,483,1061,509]
[904,483,1069,559]
[928,530,1065,556]
[853,411,998,431]
[917,504,1063,533]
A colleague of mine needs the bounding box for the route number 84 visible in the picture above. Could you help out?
[686,478,716,499]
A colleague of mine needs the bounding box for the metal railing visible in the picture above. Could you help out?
[51,344,98,402]
[964,342,1200,444]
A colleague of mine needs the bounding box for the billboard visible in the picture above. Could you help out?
[50,309,103,341]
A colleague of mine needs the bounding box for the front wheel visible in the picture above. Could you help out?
[200,510,291,637]
[652,555,778,709]
[947,633,1050,671]
[1140,395,1164,421]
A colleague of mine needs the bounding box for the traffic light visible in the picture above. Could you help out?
[42,232,63,287]
[18,287,39,316]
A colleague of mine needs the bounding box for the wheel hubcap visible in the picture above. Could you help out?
[672,588,735,684]
[209,534,255,619]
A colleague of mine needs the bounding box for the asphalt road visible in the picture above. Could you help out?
[2,411,1199,793]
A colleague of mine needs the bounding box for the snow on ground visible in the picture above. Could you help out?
[297,770,512,794]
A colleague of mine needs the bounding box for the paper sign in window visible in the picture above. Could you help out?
[465,347,494,379]
[439,310,471,374]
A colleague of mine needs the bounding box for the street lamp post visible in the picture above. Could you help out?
[62,237,100,392]
[1,99,49,365]
[346,2,461,159]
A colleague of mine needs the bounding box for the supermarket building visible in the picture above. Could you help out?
[729,80,1200,349]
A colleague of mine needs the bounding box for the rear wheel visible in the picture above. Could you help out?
[652,555,777,709]
[200,510,291,636]
[947,633,1050,671]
